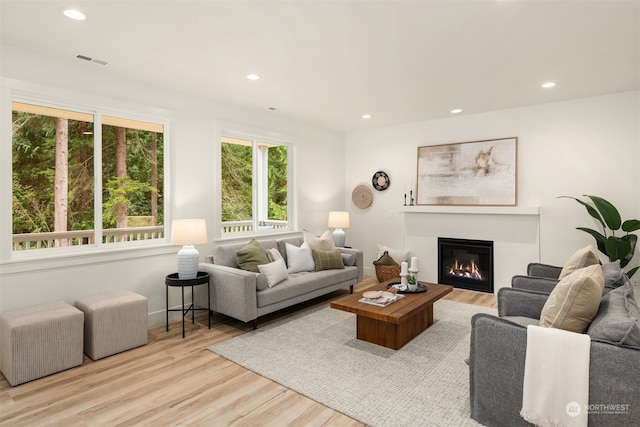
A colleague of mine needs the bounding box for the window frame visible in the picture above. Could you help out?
[5,92,172,262]
[216,126,295,241]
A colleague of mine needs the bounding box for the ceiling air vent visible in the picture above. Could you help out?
[76,54,108,66]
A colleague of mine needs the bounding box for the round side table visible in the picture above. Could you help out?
[165,271,211,338]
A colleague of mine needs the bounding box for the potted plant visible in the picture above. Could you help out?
[561,195,639,278]
[407,274,418,291]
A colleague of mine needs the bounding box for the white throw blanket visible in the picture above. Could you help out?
[520,325,590,427]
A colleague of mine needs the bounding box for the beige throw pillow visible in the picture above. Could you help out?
[559,245,599,279]
[303,229,336,251]
[540,264,605,333]
[376,244,409,264]
[258,258,289,288]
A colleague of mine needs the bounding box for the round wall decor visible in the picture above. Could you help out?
[372,171,390,191]
[352,184,373,209]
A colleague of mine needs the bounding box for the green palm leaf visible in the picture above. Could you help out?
[585,195,621,230]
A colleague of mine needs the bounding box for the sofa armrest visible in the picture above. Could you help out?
[526,262,562,279]
[196,262,260,323]
[511,275,558,294]
[497,287,549,319]
[339,247,364,283]
[469,313,640,427]
[469,313,530,427]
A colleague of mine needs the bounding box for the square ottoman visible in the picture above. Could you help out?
[0,302,84,386]
[75,290,148,360]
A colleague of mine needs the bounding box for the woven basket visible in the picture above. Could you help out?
[375,264,401,283]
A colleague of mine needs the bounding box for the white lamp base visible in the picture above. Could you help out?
[177,245,199,279]
[332,228,346,247]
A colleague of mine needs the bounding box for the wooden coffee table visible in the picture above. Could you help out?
[330,280,453,350]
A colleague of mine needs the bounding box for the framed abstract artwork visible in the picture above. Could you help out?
[417,137,517,206]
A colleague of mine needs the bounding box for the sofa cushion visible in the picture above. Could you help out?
[376,244,409,264]
[587,279,640,348]
[312,249,345,271]
[258,258,289,288]
[303,229,336,251]
[559,245,599,279]
[235,239,271,273]
[285,243,315,273]
[540,264,604,333]
[256,267,359,308]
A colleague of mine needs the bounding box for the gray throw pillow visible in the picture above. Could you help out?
[587,279,640,348]
[602,260,625,289]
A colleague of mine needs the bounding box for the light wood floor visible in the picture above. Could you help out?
[0,276,496,427]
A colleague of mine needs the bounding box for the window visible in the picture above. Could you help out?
[220,134,289,236]
[11,100,165,251]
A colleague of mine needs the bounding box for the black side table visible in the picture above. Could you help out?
[165,271,211,338]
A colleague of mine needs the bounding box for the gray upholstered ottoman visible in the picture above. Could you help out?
[75,290,148,360]
[0,302,84,386]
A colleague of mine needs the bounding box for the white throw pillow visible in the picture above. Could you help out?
[376,244,410,264]
[303,229,336,251]
[285,242,315,273]
[258,258,289,288]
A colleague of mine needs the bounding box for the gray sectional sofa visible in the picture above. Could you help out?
[195,236,363,328]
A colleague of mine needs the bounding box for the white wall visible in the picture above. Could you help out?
[345,91,640,290]
[0,45,346,325]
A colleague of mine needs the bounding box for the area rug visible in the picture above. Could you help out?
[209,300,497,427]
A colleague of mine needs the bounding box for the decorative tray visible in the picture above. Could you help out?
[387,282,427,293]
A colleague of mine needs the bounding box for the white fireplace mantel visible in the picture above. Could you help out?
[399,205,540,216]
[401,205,541,294]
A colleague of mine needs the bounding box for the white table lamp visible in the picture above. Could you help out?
[328,211,350,247]
[170,219,208,279]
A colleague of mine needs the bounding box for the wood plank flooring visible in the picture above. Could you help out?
[0,276,496,426]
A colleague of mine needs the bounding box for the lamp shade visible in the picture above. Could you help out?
[170,219,208,246]
[170,219,207,279]
[328,211,350,229]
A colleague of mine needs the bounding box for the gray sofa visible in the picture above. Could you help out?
[469,263,640,427]
[195,236,363,328]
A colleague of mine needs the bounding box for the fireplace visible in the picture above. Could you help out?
[438,237,494,293]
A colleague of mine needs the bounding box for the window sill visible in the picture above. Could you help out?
[214,229,301,245]
[0,243,177,275]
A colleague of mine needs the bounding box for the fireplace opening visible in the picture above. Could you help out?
[438,237,494,293]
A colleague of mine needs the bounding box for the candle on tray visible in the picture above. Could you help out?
[410,257,418,271]
[401,261,408,275]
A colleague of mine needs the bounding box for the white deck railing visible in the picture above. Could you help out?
[12,226,164,251]
[221,220,288,235]
[13,220,289,250]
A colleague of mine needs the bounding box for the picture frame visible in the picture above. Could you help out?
[416,137,517,206]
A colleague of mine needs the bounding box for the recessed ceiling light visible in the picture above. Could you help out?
[451,109,462,114]
[63,9,86,21]
[542,82,556,88]
[362,114,372,119]
[246,74,261,81]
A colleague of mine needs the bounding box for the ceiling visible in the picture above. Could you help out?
[1,1,639,132]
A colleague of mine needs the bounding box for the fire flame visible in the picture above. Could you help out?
[446,259,484,280]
